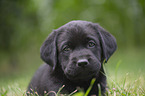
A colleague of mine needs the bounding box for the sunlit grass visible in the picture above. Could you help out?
[0,73,144,96]
[107,75,145,95]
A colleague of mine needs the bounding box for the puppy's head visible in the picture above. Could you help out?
[40,20,117,81]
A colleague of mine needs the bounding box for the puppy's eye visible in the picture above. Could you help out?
[63,45,71,52]
[88,40,96,48]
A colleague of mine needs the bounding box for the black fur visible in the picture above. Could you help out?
[27,20,117,96]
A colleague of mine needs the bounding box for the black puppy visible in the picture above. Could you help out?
[27,20,117,96]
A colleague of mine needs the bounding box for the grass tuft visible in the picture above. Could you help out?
[0,74,144,96]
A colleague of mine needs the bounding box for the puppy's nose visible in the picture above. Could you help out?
[77,59,89,67]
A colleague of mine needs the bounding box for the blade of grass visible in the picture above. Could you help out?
[68,89,77,96]
[84,78,96,96]
[115,60,121,81]
[98,84,101,96]
[56,85,65,96]
[123,73,128,90]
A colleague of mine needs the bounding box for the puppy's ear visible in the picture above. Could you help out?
[40,30,58,70]
[92,24,117,63]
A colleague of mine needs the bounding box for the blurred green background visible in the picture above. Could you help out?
[0,0,145,94]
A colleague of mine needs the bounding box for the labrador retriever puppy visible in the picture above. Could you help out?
[27,20,117,96]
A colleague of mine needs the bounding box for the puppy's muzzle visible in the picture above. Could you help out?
[77,59,89,67]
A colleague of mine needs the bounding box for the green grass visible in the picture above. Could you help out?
[0,48,145,96]
[1,71,144,96]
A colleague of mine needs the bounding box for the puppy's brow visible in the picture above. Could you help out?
[59,41,69,49]
[87,35,98,40]
[86,36,99,43]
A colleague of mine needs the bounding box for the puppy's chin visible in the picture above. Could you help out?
[64,69,98,82]
[65,74,94,82]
